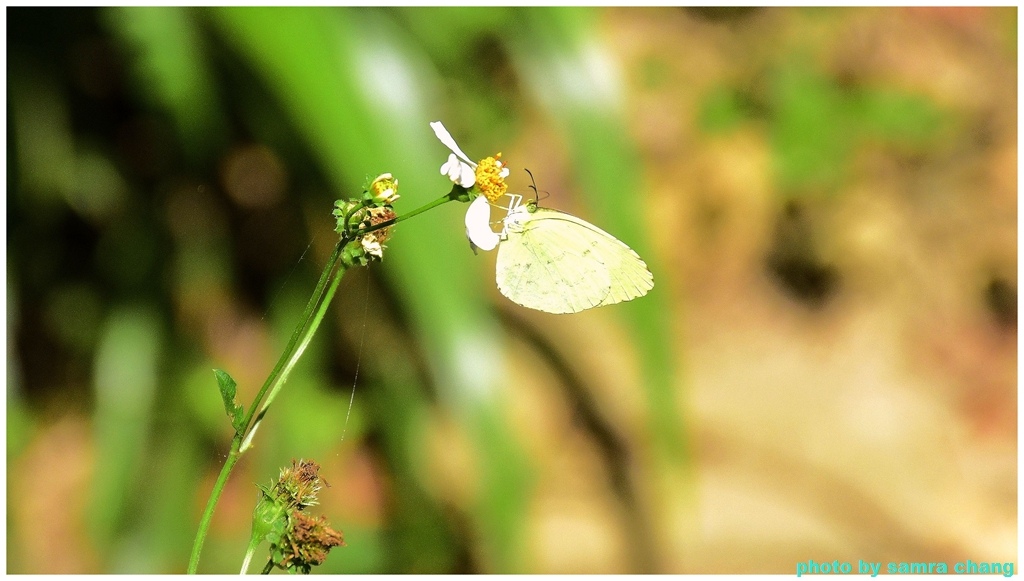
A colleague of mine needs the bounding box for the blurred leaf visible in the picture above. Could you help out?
[89,305,163,551]
[854,89,945,148]
[6,272,33,464]
[66,147,129,224]
[5,398,35,461]
[320,525,383,574]
[390,7,511,66]
[770,61,852,192]
[8,61,75,203]
[699,86,753,133]
[94,219,159,293]
[708,58,954,196]
[108,420,203,572]
[471,403,533,570]
[213,368,245,433]
[104,6,226,160]
[144,435,204,572]
[363,377,464,573]
[392,7,519,142]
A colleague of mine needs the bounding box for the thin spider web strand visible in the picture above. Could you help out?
[261,236,316,322]
[340,266,370,443]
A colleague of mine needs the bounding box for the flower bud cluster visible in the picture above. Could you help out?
[249,459,345,574]
[333,173,400,266]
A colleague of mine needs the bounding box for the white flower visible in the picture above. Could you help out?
[431,121,477,189]
[432,120,512,253]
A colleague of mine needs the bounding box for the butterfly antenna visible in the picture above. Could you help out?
[524,168,540,203]
[524,168,552,203]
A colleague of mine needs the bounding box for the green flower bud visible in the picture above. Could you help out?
[249,483,289,546]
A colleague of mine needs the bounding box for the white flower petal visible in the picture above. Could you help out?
[430,121,476,167]
[464,195,499,252]
[457,162,476,189]
[440,153,477,188]
[441,153,460,179]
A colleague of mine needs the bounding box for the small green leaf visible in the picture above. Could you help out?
[213,368,245,433]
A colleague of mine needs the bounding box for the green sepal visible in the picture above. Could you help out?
[451,185,473,203]
[341,240,370,268]
[214,368,245,434]
[333,199,364,236]
[250,487,289,544]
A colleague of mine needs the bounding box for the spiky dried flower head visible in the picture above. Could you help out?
[272,511,346,574]
[276,458,324,509]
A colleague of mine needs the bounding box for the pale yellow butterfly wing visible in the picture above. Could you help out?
[495,207,653,314]
[586,218,655,307]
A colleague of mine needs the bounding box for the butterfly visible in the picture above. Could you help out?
[468,182,654,314]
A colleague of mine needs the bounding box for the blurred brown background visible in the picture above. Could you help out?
[6,6,1016,573]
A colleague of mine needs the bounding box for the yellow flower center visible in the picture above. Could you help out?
[475,153,508,203]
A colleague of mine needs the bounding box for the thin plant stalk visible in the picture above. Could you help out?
[353,186,460,238]
[245,242,351,450]
[189,437,243,574]
[239,239,347,436]
[239,541,256,575]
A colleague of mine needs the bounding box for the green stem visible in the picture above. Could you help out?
[261,559,274,574]
[245,246,350,444]
[239,529,260,574]
[188,437,242,574]
[187,240,345,574]
[238,239,347,435]
[353,186,461,238]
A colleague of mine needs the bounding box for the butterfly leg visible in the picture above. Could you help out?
[490,193,522,240]
[491,193,522,215]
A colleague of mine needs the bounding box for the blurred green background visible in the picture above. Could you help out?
[6,7,1017,574]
